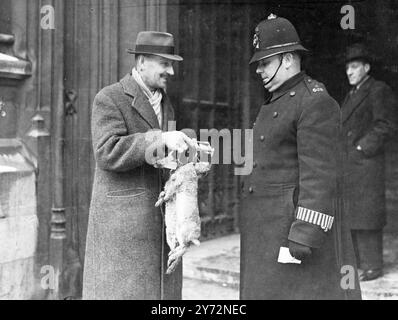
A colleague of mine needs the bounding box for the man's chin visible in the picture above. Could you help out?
[348,78,359,86]
[263,82,272,91]
[264,83,279,93]
[159,80,168,89]
[153,83,167,90]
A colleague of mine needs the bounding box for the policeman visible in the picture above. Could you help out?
[239,14,361,299]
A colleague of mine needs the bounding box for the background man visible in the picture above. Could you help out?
[240,14,361,299]
[341,43,397,281]
[83,31,194,299]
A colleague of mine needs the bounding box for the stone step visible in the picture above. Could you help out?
[360,266,398,300]
[361,291,398,300]
[183,234,240,289]
[184,264,239,289]
[183,233,398,299]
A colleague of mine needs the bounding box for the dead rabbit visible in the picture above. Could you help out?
[155,161,211,274]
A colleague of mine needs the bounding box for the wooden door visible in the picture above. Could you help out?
[173,0,255,238]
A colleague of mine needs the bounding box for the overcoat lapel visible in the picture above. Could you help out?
[120,73,161,129]
[342,77,374,123]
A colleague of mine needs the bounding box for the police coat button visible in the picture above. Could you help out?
[347,131,353,137]
[273,111,278,118]
[249,187,254,193]
[308,78,312,83]
[253,122,256,126]
[290,91,296,97]
[260,135,265,141]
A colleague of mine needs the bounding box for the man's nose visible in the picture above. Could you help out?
[256,66,263,74]
[167,65,174,76]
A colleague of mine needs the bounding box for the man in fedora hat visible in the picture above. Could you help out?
[83,31,194,299]
[240,14,361,299]
[341,43,397,281]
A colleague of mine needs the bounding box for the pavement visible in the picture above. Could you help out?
[182,233,398,300]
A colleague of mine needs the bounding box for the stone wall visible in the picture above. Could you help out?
[0,170,38,300]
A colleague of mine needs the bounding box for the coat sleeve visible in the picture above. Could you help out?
[91,91,164,172]
[357,83,398,157]
[288,93,340,249]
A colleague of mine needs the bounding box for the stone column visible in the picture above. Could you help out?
[146,0,168,31]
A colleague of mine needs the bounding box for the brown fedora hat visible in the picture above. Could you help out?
[127,31,183,61]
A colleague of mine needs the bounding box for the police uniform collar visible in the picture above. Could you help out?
[270,71,305,102]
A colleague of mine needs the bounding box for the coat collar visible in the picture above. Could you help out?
[342,76,374,123]
[269,71,306,103]
[119,73,174,129]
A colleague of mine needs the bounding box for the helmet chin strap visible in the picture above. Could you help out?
[263,54,283,86]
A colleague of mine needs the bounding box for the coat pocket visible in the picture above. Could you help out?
[258,184,297,219]
[279,184,297,247]
[106,187,148,198]
[101,187,161,241]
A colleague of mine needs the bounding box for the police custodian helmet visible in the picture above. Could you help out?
[249,14,308,64]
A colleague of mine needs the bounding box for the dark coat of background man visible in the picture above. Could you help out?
[82,31,194,300]
[240,14,361,300]
[341,43,398,282]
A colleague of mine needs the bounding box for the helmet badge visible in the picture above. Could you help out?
[253,27,260,49]
[267,13,277,20]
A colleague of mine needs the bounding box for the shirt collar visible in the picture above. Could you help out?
[355,75,370,90]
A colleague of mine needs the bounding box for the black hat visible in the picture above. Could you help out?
[345,43,373,64]
[127,31,183,61]
[249,14,308,64]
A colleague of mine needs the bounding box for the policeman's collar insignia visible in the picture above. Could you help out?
[253,27,260,49]
[267,13,277,20]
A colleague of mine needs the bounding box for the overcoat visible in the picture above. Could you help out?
[82,74,182,300]
[240,72,361,300]
[341,77,397,230]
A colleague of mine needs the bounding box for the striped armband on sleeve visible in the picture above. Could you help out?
[296,206,334,232]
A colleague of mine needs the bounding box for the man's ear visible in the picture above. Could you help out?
[364,63,371,74]
[136,55,145,69]
[283,53,294,68]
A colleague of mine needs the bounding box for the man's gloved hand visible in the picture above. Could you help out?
[288,241,312,261]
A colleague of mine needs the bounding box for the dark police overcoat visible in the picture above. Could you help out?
[83,74,182,300]
[240,72,361,300]
[341,77,397,230]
